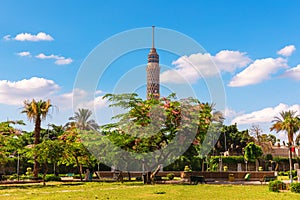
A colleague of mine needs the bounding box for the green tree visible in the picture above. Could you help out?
[215,124,252,155]
[59,125,97,181]
[270,110,300,183]
[34,139,64,185]
[101,93,217,172]
[68,108,99,131]
[21,99,52,178]
[244,142,263,171]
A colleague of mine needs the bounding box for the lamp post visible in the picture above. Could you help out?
[289,146,293,184]
[224,132,227,153]
[219,153,223,172]
[245,160,248,172]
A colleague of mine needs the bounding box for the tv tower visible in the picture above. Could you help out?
[146,26,160,99]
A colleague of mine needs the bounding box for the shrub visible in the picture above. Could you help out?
[8,174,17,180]
[269,180,286,192]
[1,175,8,181]
[166,173,175,180]
[20,174,30,180]
[184,165,191,172]
[73,174,82,179]
[290,183,300,193]
[287,170,297,178]
[223,166,228,172]
[264,154,273,161]
[45,174,61,181]
[278,171,285,176]
[25,167,33,176]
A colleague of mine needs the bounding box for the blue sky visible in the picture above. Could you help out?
[1,0,300,142]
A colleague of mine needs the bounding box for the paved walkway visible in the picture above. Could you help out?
[206,179,292,185]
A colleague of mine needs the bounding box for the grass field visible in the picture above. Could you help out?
[0,181,300,200]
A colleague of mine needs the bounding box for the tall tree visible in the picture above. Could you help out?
[250,124,263,142]
[68,108,99,131]
[34,139,64,185]
[59,124,97,181]
[22,99,52,178]
[270,110,300,146]
[270,110,300,183]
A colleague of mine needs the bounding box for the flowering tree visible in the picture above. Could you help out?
[98,93,217,172]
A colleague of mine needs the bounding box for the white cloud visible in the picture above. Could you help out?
[224,107,240,118]
[36,53,73,65]
[3,35,11,41]
[214,50,252,72]
[53,89,107,111]
[36,53,60,60]
[283,64,300,80]
[277,45,296,57]
[91,96,107,109]
[0,77,106,111]
[55,58,73,65]
[17,51,31,57]
[161,50,251,84]
[228,57,288,87]
[14,32,54,41]
[231,103,300,125]
[53,89,87,110]
[0,77,60,105]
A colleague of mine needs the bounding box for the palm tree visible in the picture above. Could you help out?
[68,108,99,130]
[22,99,52,178]
[270,110,300,183]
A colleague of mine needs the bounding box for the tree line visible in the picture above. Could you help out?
[1,93,300,181]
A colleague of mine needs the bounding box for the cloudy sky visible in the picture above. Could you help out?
[1,1,300,141]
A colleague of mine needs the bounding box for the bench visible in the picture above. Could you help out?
[190,176,206,184]
[66,173,74,177]
[260,175,277,184]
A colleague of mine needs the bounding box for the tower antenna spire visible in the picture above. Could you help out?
[152,25,155,48]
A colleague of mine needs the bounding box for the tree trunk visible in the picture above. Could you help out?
[127,171,131,181]
[43,162,48,186]
[33,116,41,178]
[75,157,83,181]
[255,159,259,171]
[80,164,83,181]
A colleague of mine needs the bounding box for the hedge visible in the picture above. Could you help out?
[210,156,245,165]
[290,183,300,193]
[269,180,286,192]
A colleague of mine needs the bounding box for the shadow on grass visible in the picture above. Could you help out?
[0,182,85,190]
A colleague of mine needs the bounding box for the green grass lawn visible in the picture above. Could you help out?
[0,181,299,200]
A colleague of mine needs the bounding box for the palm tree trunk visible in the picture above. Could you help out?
[33,116,41,178]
